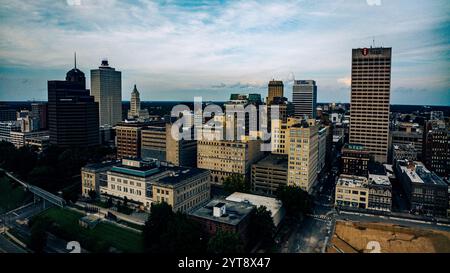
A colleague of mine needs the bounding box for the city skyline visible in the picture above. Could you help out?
[0,0,449,106]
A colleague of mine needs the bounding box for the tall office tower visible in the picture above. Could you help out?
[31,102,48,130]
[166,123,197,167]
[141,125,166,161]
[116,120,166,159]
[423,119,449,178]
[91,59,122,126]
[224,94,262,139]
[349,47,392,163]
[292,80,317,119]
[271,117,301,155]
[115,121,145,159]
[267,94,288,133]
[267,80,284,105]
[287,119,319,193]
[48,61,99,148]
[128,84,141,118]
[197,139,263,185]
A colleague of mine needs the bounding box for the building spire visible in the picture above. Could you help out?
[74,52,77,69]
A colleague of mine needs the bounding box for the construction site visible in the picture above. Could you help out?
[327,220,450,253]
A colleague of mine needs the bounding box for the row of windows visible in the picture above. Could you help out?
[110,184,143,196]
[110,177,142,187]
[337,188,367,196]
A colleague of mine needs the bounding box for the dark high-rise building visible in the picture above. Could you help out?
[0,109,17,122]
[31,102,48,130]
[48,59,99,148]
[349,47,392,163]
[266,80,287,133]
[292,80,317,119]
[423,119,450,178]
[267,80,284,105]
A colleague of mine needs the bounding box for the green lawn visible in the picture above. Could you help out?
[35,207,144,253]
[0,174,32,214]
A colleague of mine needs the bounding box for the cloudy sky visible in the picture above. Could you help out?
[0,0,449,105]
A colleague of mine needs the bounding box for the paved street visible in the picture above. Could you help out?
[335,211,450,232]
[0,234,27,253]
[277,148,339,253]
[1,201,87,253]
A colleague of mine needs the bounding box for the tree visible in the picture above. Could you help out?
[276,185,312,219]
[249,206,275,249]
[223,174,249,194]
[27,165,58,190]
[5,145,37,178]
[143,202,174,252]
[29,217,50,253]
[207,230,244,254]
[143,203,206,253]
[0,141,15,167]
[160,212,206,253]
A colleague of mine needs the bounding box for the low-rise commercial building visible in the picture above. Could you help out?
[10,130,49,148]
[189,199,255,244]
[335,175,369,209]
[24,135,50,151]
[225,192,285,227]
[0,121,20,143]
[395,160,448,217]
[251,154,288,197]
[367,174,392,212]
[341,143,370,177]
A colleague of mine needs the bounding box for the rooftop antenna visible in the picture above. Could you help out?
[372,37,375,48]
[74,52,77,69]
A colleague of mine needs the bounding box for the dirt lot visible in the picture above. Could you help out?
[327,220,450,253]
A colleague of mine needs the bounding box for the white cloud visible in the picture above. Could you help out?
[337,77,351,87]
[0,0,448,102]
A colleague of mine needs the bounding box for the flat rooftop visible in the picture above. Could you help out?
[337,175,368,188]
[225,192,283,218]
[190,199,254,226]
[253,154,288,169]
[82,160,120,172]
[369,174,391,186]
[156,167,209,186]
[397,160,447,186]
